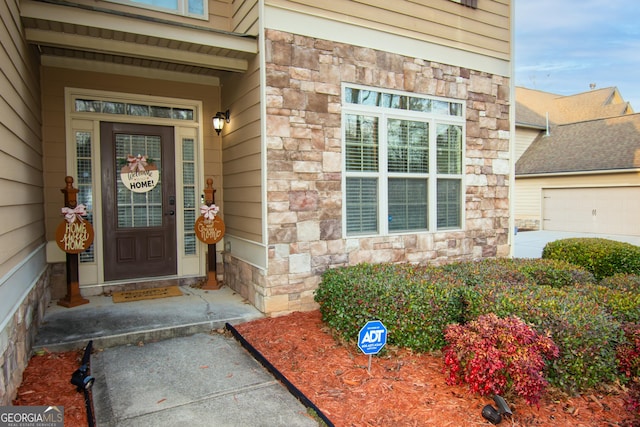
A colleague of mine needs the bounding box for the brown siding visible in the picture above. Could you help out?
[41,67,223,241]
[266,0,510,60]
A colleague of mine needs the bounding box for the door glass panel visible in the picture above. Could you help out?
[182,138,197,255]
[115,133,163,229]
[76,131,95,263]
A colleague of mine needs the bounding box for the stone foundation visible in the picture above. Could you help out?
[0,267,51,405]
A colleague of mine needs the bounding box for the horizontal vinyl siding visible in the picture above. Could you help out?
[266,0,510,60]
[209,0,233,30]
[0,0,45,279]
[514,127,541,162]
[221,54,263,243]
[232,0,259,35]
[514,178,541,223]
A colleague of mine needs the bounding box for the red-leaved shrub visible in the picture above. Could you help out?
[617,323,640,419]
[443,313,559,405]
[618,323,640,379]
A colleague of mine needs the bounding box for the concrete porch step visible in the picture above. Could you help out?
[33,285,263,353]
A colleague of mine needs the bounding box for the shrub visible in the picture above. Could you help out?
[581,281,640,324]
[315,263,464,352]
[461,282,623,393]
[617,323,640,421]
[443,313,559,405]
[315,259,628,394]
[441,258,594,289]
[542,238,640,280]
[617,323,640,379]
[440,258,528,287]
[516,258,595,288]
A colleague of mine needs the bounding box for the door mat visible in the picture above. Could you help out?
[112,286,182,303]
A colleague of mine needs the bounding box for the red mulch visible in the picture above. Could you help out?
[235,310,636,427]
[13,350,88,427]
[14,310,638,426]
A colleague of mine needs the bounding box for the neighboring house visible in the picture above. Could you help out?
[1,0,513,403]
[515,86,640,234]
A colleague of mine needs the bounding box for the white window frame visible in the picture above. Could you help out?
[105,0,208,20]
[342,84,466,238]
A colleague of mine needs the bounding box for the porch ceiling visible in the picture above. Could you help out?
[20,0,258,74]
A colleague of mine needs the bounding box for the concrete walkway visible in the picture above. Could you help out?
[34,286,320,426]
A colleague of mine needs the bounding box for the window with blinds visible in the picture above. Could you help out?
[343,85,464,236]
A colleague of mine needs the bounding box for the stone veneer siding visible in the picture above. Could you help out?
[226,29,511,316]
[0,267,51,405]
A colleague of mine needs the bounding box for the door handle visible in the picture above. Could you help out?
[165,210,175,216]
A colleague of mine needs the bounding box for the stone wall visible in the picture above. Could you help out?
[230,29,511,315]
[0,267,51,405]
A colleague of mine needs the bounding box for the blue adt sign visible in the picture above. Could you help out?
[358,320,387,355]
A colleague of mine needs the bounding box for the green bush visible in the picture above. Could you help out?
[315,263,464,352]
[460,281,623,392]
[542,238,640,280]
[315,258,630,395]
[441,258,594,289]
[585,274,640,323]
[516,258,596,288]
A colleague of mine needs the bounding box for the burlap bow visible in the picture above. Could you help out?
[127,154,148,172]
[200,204,219,220]
[61,204,87,223]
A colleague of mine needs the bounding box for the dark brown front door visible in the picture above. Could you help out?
[100,122,177,281]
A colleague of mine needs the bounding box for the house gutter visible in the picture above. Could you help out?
[516,168,640,179]
[515,122,546,130]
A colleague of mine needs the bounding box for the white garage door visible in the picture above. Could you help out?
[542,187,640,236]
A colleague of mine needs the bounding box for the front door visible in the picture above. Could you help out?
[100,122,177,281]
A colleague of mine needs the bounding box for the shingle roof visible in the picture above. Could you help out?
[515,86,633,127]
[516,114,640,175]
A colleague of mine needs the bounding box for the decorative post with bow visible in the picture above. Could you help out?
[194,178,225,289]
[56,176,94,307]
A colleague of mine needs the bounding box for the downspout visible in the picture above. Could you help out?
[508,0,516,258]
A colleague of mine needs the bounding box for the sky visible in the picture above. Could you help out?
[515,0,640,109]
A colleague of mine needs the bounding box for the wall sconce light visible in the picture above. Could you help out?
[212,110,230,135]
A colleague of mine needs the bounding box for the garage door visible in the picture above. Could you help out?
[542,187,640,236]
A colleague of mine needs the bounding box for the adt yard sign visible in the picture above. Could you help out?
[358,320,387,355]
